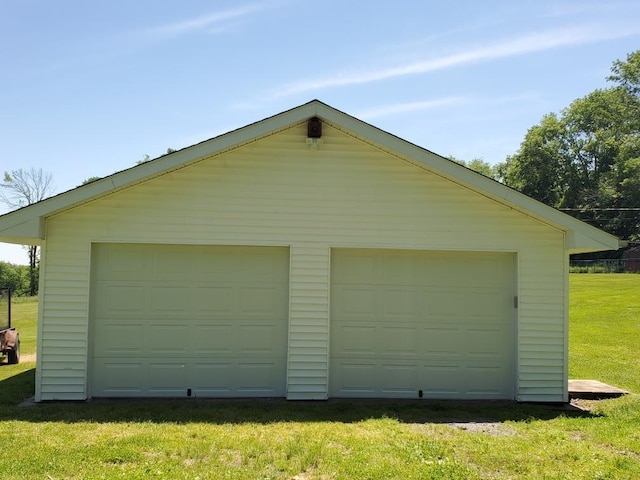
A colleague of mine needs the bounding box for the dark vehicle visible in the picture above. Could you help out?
[0,287,19,364]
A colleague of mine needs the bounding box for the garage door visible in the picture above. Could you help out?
[90,244,289,398]
[330,249,515,399]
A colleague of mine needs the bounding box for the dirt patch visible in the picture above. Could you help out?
[410,421,517,437]
[1,353,36,366]
[19,354,36,363]
[290,468,333,480]
[570,398,601,412]
[448,422,517,436]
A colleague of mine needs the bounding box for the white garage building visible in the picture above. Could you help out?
[0,100,620,402]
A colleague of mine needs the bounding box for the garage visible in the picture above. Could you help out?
[90,244,289,398]
[330,248,516,399]
[1,100,620,402]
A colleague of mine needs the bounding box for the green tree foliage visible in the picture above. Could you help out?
[137,149,176,165]
[81,176,102,185]
[500,51,640,240]
[449,156,500,180]
[0,261,30,296]
[501,114,566,206]
[137,154,152,164]
[609,50,640,97]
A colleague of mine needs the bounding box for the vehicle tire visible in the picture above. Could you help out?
[7,336,19,364]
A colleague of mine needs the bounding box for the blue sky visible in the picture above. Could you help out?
[1,0,640,264]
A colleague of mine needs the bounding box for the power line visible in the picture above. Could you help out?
[559,208,640,211]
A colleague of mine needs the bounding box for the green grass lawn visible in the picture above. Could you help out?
[0,274,638,479]
[569,274,640,393]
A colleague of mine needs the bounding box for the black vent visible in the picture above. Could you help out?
[307,117,322,138]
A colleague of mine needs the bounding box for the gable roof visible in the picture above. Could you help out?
[0,99,621,253]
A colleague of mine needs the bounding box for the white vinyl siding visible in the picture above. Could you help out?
[287,246,330,400]
[38,121,566,402]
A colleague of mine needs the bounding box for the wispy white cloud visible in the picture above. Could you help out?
[269,24,640,99]
[356,93,541,121]
[141,3,273,38]
[355,97,470,120]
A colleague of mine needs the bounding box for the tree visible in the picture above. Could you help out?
[81,176,102,185]
[137,149,176,165]
[137,154,152,165]
[608,50,640,97]
[1,168,54,209]
[0,168,55,295]
[449,156,500,180]
[0,261,30,296]
[500,113,567,206]
[499,50,640,241]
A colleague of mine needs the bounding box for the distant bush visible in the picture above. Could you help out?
[569,261,628,274]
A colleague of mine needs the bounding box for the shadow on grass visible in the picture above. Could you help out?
[0,366,35,405]
[0,370,598,425]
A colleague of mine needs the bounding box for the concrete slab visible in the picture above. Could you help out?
[569,379,629,399]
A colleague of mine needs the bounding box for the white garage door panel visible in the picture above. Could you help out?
[95,323,145,355]
[97,362,145,394]
[335,363,376,393]
[192,363,233,394]
[330,249,515,400]
[91,244,289,398]
[193,287,233,314]
[381,326,418,355]
[381,364,419,392]
[149,363,186,393]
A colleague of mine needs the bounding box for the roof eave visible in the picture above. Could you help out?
[0,100,622,253]
[0,215,44,245]
[565,229,623,254]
